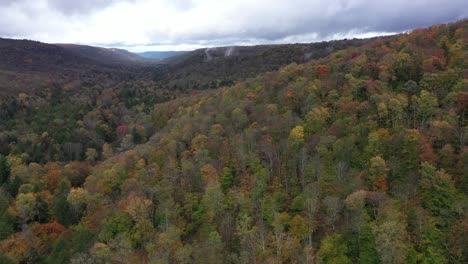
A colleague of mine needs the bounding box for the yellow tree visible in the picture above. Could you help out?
[305,107,330,135]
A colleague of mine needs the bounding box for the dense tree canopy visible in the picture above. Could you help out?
[0,20,467,263]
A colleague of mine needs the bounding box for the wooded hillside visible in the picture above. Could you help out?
[0,20,466,264]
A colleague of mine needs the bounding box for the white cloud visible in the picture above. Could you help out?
[0,0,466,50]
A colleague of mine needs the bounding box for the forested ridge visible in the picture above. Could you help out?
[0,36,367,164]
[0,20,467,263]
[152,38,373,90]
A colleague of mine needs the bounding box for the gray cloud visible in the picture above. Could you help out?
[47,0,123,14]
[0,0,466,50]
[138,0,467,50]
[188,0,466,41]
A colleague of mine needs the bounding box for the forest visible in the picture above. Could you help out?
[0,20,466,263]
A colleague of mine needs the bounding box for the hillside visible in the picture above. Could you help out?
[0,36,376,161]
[0,38,157,96]
[153,38,375,89]
[57,44,149,65]
[0,20,466,264]
[0,38,96,72]
[0,38,370,97]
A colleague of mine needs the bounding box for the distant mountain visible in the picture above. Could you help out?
[0,37,377,95]
[151,39,377,89]
[0,38,149,72]
[0,38,96,72]
[0,38,152,96]
[57,44,149,65]
[0,36,382,98]
[137,51,188,60]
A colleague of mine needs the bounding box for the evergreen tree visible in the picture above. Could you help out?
[0,155,10,185]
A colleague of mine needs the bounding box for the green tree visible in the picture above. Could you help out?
[15,193,37,223]
[0,191,15,240]
[0,155,10,185]
[372,203,409,264]
[317,234,351,264]
[99,212,133,242]
[34,195,50,223]
[0,253,14,264]
[391,52,422,87]
[220,167,234,193]
[305,107,330,134]
[202,183,225,222]
[45,239,71,264]
[272,212,291,263]
[53,181,73,226]
[193,228,224,264]
[419,162,459,219]
[304,185,320,246]
[357,224,380,264]
[323,196,342,231]
[345,190,380,263]
[290,215,308,241]
[70,225,95,254]
[417,218,448,264]
[414,90,438,127]
[85,148,97,163]
[291,195,304,212]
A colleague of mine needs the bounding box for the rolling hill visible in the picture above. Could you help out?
[0,36,375,96]
[0,38,96,72]
[0,19,466,264]
[57,44,149,65]
[153,38,377,89]
[0,38,155,96]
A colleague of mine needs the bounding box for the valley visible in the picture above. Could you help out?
[0,19,466,264]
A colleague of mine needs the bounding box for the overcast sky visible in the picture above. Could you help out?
[0,0,466,52]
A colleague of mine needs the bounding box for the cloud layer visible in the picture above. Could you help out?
[0,0,466,51]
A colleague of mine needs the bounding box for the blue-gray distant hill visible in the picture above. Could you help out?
[137,51,188,60]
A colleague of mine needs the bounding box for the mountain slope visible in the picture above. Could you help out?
[0,36,379,162]
[0,20,466,263]
[0,38,97,72]
[0,38,155,96]
[153,38,376,89]
[0,37,371,97]
[57,44,149,65]
[87,20,467,263]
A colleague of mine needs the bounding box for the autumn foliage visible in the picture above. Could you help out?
[0,20,467,263]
